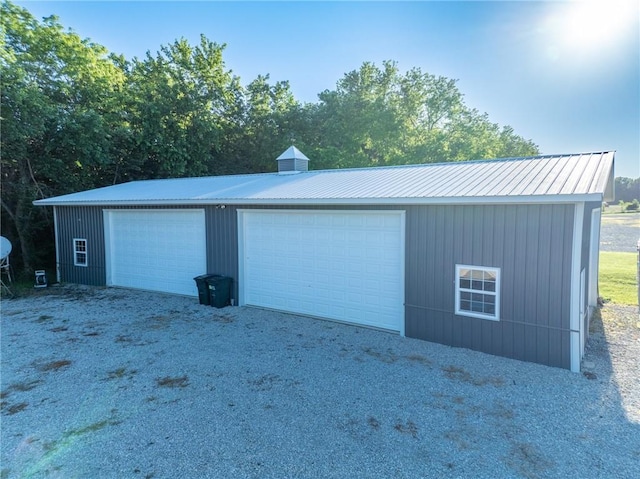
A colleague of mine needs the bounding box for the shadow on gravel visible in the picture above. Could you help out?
[586,304,640,422]
[1,285,639,479]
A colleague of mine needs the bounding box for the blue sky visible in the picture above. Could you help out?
[17,1,640,177]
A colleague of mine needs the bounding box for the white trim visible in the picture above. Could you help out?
[237,210,246,308]
[103,210,113,286]
[73,238,88,267]
[237,209,405,335]
[398,212,406,337]
[570,332,581,373]
[454,264,501,321]
[102,209,206,296]
[33,193,604,208]
[588,208,601,307]
[570,202,585,372]
[580,268,586,356]
[53,206,61,283]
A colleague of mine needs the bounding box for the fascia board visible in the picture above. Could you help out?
[33,193,603,207]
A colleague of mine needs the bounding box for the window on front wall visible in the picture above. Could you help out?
[73,239,87,267]
[455,265,500,321]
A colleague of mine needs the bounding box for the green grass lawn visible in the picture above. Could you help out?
[599,251,638,305]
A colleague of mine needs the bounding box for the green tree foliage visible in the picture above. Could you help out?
[305,61,538,169]
[1,1,127,273]
[125,36,244,179]
[614,177,640,203]
[312,61,405,168]
[223,74,303,173]
[1,1,539,276]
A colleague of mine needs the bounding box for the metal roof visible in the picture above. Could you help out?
[276,145,310,161]
[34,151,615,206]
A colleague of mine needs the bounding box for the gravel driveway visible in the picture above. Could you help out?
[1,286,638,478]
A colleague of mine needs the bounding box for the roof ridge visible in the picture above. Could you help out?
[301,151,617,175]
[33,151,614,206]
[120,151,616,182]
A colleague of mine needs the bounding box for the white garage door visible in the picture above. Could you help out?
[240,210,405,332]
[104,209,206,296]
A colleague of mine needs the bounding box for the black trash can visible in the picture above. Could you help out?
[205,275,232,308]
[194,274,215,305]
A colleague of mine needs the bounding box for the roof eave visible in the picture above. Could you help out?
[33,193,603,208]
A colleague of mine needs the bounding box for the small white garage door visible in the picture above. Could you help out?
[104,209,206,296]
[240,210,405,332]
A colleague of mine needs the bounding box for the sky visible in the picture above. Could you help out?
[16,0,640,178]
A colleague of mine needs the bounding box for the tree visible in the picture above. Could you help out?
[1,1,127,274]
[311,61,404,168]
[306,61,538,169]
[1,2,542,276]
[222,74,303,173]
[125,36,243,179]
[614,177,640,203]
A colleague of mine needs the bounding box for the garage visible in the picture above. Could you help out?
[239,210,405,332]
[36,148,615,370]
[104,209,206,296]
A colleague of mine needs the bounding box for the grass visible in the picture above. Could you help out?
[602,205,640,215]
[599,251,638,305]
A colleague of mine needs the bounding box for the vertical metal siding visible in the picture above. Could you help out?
[535,206,552,364]
[56,201,579,369]
[561,205,575,368]
[205,205,239,301]
[57,204,209,287]
[405,203,575,369]
[56,206,106,286]
[547,205,568,366]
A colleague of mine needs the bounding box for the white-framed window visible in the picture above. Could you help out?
[73,238,88,267]
[455,264,500,321]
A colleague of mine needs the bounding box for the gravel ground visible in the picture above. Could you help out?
[600,213,639,252]
[1,286,639,479]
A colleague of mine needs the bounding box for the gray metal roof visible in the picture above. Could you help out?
[34,151,615,206]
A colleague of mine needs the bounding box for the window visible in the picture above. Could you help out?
[455,265,500,320]
[73,239,87,267]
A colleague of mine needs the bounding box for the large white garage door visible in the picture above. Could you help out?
[104,209,206,296]
[240,210,405,332]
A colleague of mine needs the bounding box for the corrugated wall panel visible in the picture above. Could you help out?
[56,203,405,303]
[56,206,106,286]
[57,204,209,287]
[524,207,540,363]
[405,203,575,369]
[55,201,578,369]
[205,205,239,301]
[500,206,516,359]
[535,205,552,365]
[490,206,505,355]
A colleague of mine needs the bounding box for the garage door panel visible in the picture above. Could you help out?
[241,210,404,332]
[105,210,205,296]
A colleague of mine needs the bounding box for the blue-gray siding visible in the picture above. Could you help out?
[404,204,574,369]
[55,206,106,286]
[53,202,580,369]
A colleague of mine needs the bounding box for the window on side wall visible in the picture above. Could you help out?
[74,239,87,267]
[455,265,500,321]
